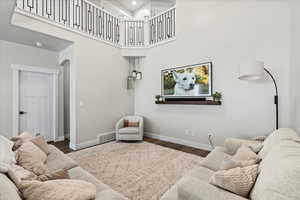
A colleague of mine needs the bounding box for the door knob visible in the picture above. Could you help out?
[19,111,27,115]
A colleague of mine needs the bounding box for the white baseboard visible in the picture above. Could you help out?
[145,132,212,151]
[70,131,115,150]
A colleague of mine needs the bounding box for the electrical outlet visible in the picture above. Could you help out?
[185,130,190,135]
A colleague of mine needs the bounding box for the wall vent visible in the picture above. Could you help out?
[98,132,115,144]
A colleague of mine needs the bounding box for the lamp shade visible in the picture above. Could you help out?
[239,61,265,81]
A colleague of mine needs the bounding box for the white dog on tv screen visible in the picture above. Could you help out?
[172,70,201,96]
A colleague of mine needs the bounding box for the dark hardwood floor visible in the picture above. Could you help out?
[50,137,210,157]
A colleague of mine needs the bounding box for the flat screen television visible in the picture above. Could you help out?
[161,62,213,99]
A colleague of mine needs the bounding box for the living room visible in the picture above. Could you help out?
[0,0,300,199]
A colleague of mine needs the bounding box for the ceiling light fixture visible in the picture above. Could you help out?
[132,0,137,6]
[36,42,43,47]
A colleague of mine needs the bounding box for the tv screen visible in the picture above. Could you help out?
[161,62,212,98]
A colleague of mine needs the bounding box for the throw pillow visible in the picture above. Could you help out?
[210,165,259,197]
[20,180,97,200]
[233,145,261,163]
[124,120,139,128]
[220,155,258,170]
[37,169,70,181]
[11,132,34,151]
[224,138,263,155]
[0,136,16,172]
[16,141,48,175]
[7,164,37,189]
[200,147,228,171]
[30,136,50,155]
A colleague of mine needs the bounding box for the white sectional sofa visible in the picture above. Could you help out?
[161,128,300,200]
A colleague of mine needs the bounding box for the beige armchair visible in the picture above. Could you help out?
[115,115,144,141]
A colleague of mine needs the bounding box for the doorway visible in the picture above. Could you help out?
[12,65,59,141]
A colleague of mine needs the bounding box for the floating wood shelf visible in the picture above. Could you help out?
[155,100,222,105]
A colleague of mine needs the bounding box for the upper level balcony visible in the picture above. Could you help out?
[14,0,176,52]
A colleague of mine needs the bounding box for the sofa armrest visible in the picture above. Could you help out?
[224,138,263,155]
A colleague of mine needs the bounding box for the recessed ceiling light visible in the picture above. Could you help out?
[132,0,137,6]
[36,42,43,47]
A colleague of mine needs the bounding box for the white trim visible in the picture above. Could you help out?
[12,64,59,141]
[73,139,99,150]
[145,132,212,151]
[11,65,59,74]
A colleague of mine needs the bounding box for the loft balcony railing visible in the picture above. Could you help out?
[15,0,176,48]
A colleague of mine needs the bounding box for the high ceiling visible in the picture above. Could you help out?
[0,0,72,52]
[106,0,175,13]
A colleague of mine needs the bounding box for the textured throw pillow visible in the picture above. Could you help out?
[20,180,97,200]
[0,136,16,173]
[124,120,139,128]
[11,132,34,151]
[233,146,261,163]
[220,155,258,170]
[210,165,259,197]
[16,141,48,175]
[37,169,70,181]
[7,164,37,189]
[30,136,49,155]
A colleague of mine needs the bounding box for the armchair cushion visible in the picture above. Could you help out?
[124,120,139,128]
[118,127,139,135]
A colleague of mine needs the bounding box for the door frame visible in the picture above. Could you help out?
[12,64,59,141]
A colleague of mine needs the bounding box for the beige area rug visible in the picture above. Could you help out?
[68,141,203,200]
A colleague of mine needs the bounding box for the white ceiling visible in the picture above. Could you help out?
[106,0,175,13]
[0,1,72,52]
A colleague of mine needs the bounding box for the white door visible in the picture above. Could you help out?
[19,71,53,141]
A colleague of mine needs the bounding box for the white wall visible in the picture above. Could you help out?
[12,13,134,146]
[290,0,300,132]
[0,40,60,138]
[134,0,291,147]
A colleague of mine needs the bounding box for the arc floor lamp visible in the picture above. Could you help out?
[239,61,279,130]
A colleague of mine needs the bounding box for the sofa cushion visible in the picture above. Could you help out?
[30,136,50,155]
[20,180,96,200]
[37,169,70,181]
[200,147,229,171]
[118,127,139,135]
[68,167,127,200]
[186,166,214,182]
[251,139,300,200]
[0,136,16,173]
[11,132,34,151]
[7,164,37,189]
[0,173,22,200]
[233,146,261,163]
[16,141,48,175]
[46,145,78,172]
[178,176,248,200]
[259,128,299,159]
